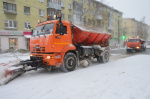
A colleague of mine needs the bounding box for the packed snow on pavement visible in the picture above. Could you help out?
[0,54,150,99]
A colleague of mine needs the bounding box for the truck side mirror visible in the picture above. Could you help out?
[60,23,64,35]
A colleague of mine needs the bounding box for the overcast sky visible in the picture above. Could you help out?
[101,0,150,26]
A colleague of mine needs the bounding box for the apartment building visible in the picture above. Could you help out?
[61,0,73,22]
[0,0,124,51]
[122,18,138,39]
[0,0,47,51]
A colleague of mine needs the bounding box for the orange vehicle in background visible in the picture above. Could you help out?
[126,38,146,53]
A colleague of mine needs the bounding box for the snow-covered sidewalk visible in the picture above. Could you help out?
[0,54,150,99]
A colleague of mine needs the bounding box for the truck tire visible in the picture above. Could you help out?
[144,46,146,51]
[97,50,109,63]
[126,49,131,53]
[61,52,77,72]
[97,56,102,63]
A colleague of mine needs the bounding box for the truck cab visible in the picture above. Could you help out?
[29,20,76,69]
[126,38,146,53]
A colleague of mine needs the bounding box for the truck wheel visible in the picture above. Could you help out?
[97,50,109,63]
[61,52,77,72]
[126,49,131,53]
[97,56,102,63]
[144,47,146,51]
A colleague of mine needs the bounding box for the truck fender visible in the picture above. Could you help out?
[60,44,76,63]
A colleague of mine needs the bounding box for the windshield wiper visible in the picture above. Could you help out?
[40,33,46,37]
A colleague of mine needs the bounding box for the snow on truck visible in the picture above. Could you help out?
[126,38,146,53]
[0,17,111,85]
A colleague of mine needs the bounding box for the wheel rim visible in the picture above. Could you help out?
[66,57,75,69]
[104,52,109,61]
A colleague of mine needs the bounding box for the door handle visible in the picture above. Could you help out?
[55,36,61,39]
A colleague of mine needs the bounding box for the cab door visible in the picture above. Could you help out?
[54,22,72,52]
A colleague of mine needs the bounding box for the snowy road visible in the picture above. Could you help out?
[0,52,150,99]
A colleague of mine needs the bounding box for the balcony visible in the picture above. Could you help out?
[96,15,103,20]
[4,9,17,15]
[47,2,61,10]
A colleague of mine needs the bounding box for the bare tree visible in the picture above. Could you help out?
[137,16,148,40]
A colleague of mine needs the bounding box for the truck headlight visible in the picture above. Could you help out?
[30,54,33,56]
[136,47,140,49]
[47,56,50,59]
[47,56,53,59]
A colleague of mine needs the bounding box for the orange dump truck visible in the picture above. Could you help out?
[28,18,111,72]
[23,17,111,71]
[126,38,146,53]
[0,17,112,85]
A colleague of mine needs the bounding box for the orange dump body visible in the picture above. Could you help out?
[73,24,111,46]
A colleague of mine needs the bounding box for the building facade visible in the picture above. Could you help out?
[122,18,150,41]
[0,0,123,51]
[0,0,47,51]
[122,18,138,39]
[61,0,73,22]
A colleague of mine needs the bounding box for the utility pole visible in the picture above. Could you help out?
[118,16,120,48]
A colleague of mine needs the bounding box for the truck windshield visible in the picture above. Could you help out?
[128,39,139,42]
[33,23,55,36]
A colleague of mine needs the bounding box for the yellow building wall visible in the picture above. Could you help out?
[0,0,47,31]
[122,18,138,39]
[112,10,122,38]
[61,0,73,21]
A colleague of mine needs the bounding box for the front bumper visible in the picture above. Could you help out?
[127,47,141,50]
[30,53,62,66]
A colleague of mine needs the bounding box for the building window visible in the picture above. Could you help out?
[5,20,17,29]
[24,22,31,29]
[39,0,44,3]
[61,14,65,20]
[39,9,44,17]
[88,19,91,25]
[68,4,72,9]
[48,0,61,5]
[47,8,61,19]
[3,2,16,12]
[83,8,85,14]
[24,6,30,14]
[75,14,81,21]
[0,37,1,50]
[9,38,18,49]
[61,1,65,7]
[68,15,72,21]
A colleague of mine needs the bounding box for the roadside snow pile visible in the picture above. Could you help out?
[146,45,150,48]
[0,52,29,58]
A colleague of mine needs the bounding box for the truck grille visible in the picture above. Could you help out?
[130,45,136,48]
[30,56,43,61]
[33,45,45,51]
